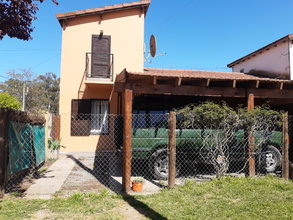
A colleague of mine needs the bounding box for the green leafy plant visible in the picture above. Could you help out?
[132,177,144,183]
[48,138,65,152]
[0,92,21,109]
[176,100,238,129]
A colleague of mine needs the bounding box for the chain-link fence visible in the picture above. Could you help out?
[58,112,287,193]
[2,112,291,196]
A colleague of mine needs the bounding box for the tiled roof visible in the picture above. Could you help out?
[56,0,150,22]
[127,68,290,82]
[115,68,293,98]
[227,34,293,68]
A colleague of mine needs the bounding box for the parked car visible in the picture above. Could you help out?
[116,112,282,180]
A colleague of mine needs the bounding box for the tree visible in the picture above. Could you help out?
[34,72,60,113]
[0,69,60,113]
[176,101,239,178]
[176,101,282,178]
[0,0,58,41]
[0,92,21,109]
[237,104,283,148]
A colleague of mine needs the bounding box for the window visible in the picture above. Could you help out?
[91,35,111,78]
[90,100,109,134]
[71,99,109,136]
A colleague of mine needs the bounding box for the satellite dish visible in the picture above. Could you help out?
[150,34,157,57]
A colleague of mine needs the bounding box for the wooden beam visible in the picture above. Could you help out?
[232,80,236,88]
[122,89,133,192]
[174,77,182,86]
[205,79,211,86]
[114,82,293,99]
[152,76,157,85]
[115,69,127,83]
[115,83,245,97]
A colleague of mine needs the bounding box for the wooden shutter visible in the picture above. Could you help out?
[91,35,111,78]
[71,99,91,136]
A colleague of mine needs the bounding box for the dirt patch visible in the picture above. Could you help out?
[111,202,147,220]
[4,160,56,198]
[30,209,53,220]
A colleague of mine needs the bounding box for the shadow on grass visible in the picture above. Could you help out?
[66,153,168,220]
[121,194,168,220]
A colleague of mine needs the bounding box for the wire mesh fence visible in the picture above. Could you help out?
[2,112,291,196]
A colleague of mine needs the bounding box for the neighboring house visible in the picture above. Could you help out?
[227,35,293,80]
[56,0,150,152]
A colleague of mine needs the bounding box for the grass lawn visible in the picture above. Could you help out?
[0,176,292,219]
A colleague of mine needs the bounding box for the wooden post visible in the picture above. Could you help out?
[282,112,289,180]
[247,93,255,177]
[53,115,60,141]
[168,112,176,189]
[122,89,132,192]
[0,109,9,198]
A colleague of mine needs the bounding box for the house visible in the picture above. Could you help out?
[57,1,293,154]
[56,0,150,152]
[227,35,293,80]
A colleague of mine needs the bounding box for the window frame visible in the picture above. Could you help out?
[70,99,110,136]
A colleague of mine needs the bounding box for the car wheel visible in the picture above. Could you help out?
[257,145,281,173]
[148,148,180,180]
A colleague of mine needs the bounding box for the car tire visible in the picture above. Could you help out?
[148,148,180,180]
[257,145,281,173]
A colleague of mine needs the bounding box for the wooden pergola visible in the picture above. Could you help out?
[114,68,293,191]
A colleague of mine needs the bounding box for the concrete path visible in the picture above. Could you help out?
[24,152,162,199]
[25,155,75,199]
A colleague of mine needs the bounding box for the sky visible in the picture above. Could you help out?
[1,0,293,82]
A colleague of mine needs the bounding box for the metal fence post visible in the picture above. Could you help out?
[282,112,289,180]
[168,111,176,189]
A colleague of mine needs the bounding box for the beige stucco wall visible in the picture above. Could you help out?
[59,8,145,152]
[232,42,290,78]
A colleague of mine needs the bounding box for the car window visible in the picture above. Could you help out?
[133,111,168,129]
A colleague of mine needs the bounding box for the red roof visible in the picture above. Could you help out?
[128,68,289,82]
[56,0,150,24]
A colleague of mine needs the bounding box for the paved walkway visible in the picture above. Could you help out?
[25,155,76,199]
[24,152,162,199]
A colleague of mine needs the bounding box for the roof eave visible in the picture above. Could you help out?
[227,34,293,68]
[56,0,150,27]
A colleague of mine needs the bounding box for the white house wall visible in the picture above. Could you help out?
[232,41,290,79]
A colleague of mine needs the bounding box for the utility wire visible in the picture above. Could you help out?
[146,0,195,35]
[30,53,61,69]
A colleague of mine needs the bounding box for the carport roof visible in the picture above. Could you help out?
[115,68,293,99]
[128,68,290,81]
